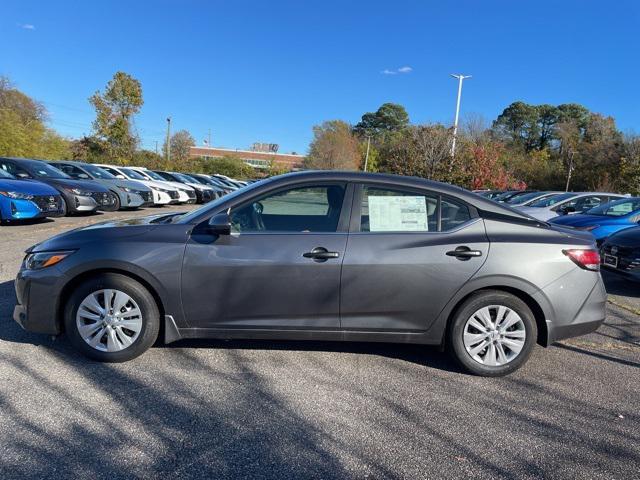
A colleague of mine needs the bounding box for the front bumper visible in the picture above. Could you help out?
[13,265,66,335]
[1,195,64,220]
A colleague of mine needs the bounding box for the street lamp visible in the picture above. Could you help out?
[450,74,471,157]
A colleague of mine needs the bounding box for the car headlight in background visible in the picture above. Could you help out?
[24,250,75,270]
[63,187,94,196]
[0,191,35,200]
[118,186,134,193]
[575,225,600,231]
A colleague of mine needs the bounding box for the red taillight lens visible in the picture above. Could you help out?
[563,249,600,271]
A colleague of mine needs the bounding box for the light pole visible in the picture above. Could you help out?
[363,135,371,172]
[450,74,471,157]
[165,117,171,166]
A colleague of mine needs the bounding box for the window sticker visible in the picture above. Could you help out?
[368,196,428,232]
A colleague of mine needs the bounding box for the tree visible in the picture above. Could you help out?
[89,71,143,164]
[305,120,360,170]
[0,76,70,159]
[353,103,409,138]
[163,130,195,165]
[492,101,540,151]
[199,156,255,179]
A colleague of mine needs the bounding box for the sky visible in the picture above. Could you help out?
[1,0,639,154]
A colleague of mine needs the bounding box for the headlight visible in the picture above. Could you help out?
[118,186,134,193]
[64,187,93,196]
[575,225,600,231]
[23,250,74,270]
[0,191,34,200]
[155,187,170,193]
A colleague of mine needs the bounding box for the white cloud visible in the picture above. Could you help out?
[19,23,36,30]
[381,66,412,75]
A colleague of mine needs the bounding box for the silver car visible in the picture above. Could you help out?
[518,192,626,221]
[49,161,153,209]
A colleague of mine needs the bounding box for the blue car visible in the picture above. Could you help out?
[549,197,640,245]
[0,168,64,223]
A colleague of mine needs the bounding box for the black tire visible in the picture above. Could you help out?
[60,196,69,216]
[111,191,121,211]
[64,273,160,362]
[448,290,537,377]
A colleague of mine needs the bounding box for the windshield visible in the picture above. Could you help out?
[188,175,208,185]
[0,168,15,179]
[120,168,147,180]
[506,191,546,205]
[586,198,640,217]
[143,170,166,181]
[528,192,575,208]
[25,161,71,179]
[83,164,116,179]
[172,172,194,183]
[177,177,270,224]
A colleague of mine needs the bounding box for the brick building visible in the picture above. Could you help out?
[189,146,305,170]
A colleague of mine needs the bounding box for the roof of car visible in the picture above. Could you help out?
[257,170,535,220]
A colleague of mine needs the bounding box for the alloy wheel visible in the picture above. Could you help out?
[76,289,143,352]
[463,305,526,366]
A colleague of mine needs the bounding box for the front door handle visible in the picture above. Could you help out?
[303,247,340,262]
[446,246,483,260]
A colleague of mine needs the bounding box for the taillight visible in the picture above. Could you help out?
[563,249,600,271]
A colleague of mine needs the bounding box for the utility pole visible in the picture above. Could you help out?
[155,141,158,155]
[363,135,371,172]
[165,117,171,165]
[450,74,472,157]
[565,150,575,192]
[208,128,212,148]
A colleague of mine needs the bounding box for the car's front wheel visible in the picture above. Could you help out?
[449,290,537,377]
[64,273,160,362]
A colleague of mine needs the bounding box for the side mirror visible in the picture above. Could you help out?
[116,174,126,179]
[207,212,231,235]
[78,173,90,179]
[16,172,30,179]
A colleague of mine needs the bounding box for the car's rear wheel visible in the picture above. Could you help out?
[449,290,537,377]
[111,191,121,211]
[60,196,69,216]
[64,273,159,362]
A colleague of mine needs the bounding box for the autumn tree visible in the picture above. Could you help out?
[89,71,143,164]
[163,129,195,165]
[353,103,410,138]
[305,120,360,170]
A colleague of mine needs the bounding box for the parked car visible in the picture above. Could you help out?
[550,197,640,246]
[517,192,626,222]
[476,190,505,200]
[151,170,215,203]
[0,157,116,215]
[49,160,153,210]
[187,174,227,199]
[94,164,180,206]
[503,191,561,207]
[127,167,197,204]
[13,171,606,377]
[0,168,64,222]
[493,190,536,203]
[600,226,640,282]
[198,175,236,194]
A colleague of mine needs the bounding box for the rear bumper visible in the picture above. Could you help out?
[541,273,607,344]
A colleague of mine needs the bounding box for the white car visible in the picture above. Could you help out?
[128,167,197,204]
[95,164,181,205]
[517,192,626,221]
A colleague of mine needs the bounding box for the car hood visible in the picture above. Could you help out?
[38,178,111,193]
[162,180,195,192]
[28,212,186,253]
[99,178,152,191]
[0,179,59,196]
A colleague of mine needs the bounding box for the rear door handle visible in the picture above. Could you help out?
[446,246,483,260]
[303,247,340,261]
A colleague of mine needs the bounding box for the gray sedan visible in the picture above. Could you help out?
[49,160,153,209]
[12,171,606,376]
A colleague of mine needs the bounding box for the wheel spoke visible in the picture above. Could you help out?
[117,307,141,320]
[103,289,115,313]
[468,339,490,357]
[499,311,521,331]
[115,327,134,348]
[78,307,102,322]
[503,329,526,339]
[112,291,130,313]
[496,306,507,327]
[106,328,121,352]
[78,321,103,337]
[467,318,488,333]
[88,327,106,348]
[496,342,508,364]
[483,342,497,366]
[116,318,142,333]
[501,338,524,354]
[83,294,105,315]
[464,332,487,346]
[475,307,494,329]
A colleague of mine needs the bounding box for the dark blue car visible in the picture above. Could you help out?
[549,197,640,245]
[0,168,64,223]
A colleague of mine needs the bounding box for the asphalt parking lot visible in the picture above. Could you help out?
[0,207,639,479]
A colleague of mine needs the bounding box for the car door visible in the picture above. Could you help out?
[340,183,489,331]
[181,182,351,329]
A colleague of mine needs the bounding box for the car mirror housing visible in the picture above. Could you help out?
[207,212,231,235]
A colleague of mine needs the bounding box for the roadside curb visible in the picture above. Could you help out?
[608,297,640,316]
